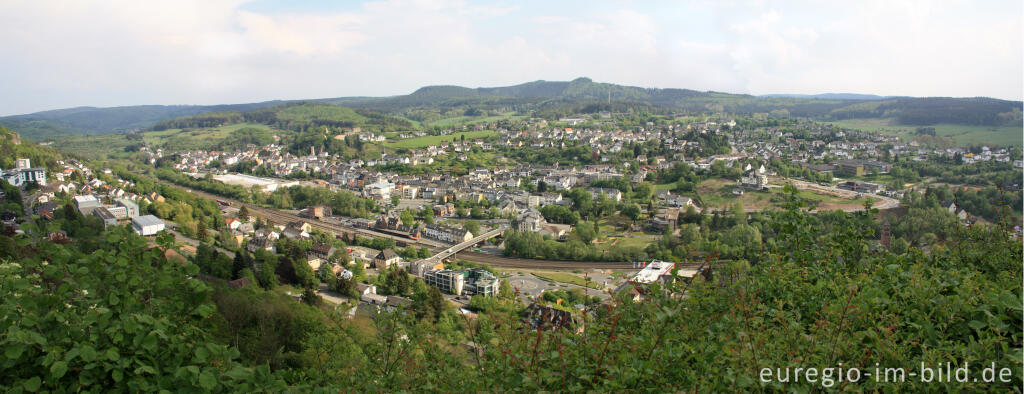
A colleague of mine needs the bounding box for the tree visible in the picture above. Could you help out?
[464,220,481,237]
[390,195,400,207]
[678,223,702,245]
[421,206,435,224]
[196,219,209,242]
[499,278,514,299]
[275,256,300,285]
[332,277,359,299]
[426,286,446,322]
[257,258,279,289]
[400,209,415,228]
[350,261,366,281]
[730,202,746,225]
[238,205,249,222]
[301,288,322,306]
[470,206,485,219]
[573,221,597,244]
[621,204,642,224]
[890,237,909,255]
[382,268,411,296]
[294,258,318,289]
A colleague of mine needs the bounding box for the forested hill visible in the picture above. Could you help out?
[151,102,413,133]
[3,77,1021,141]
[0,101,291,141]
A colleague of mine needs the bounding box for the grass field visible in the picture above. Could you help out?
[424,113,526,129]
[51,123,282,158]
[50,134,135,158]
[593,235,654,253]
[828,118,1022,147]
[155,123,275,151]
[696,178,876,210]
[532,272,603,289]
[385,130,498,149]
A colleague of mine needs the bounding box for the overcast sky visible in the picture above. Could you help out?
[1,0,1021,115]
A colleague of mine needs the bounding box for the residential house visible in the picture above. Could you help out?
[374,249,400,270]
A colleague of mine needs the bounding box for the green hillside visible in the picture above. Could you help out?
[0,126,66,172]
[0,101,291,140]
[4,78,1021,141]
[829,118,1023,147]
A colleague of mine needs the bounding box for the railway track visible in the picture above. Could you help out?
[175,185,654,270]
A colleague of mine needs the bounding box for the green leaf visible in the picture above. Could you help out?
[80,346,97,362]
[23,376,41,392]
[142,333,158,351]
[193,304,215,318]
[999,292,1022,311]
[198,371,217,390]
[194,347,209,363]
[64,347,80,362]
[112,369,123,382]
[967,320,987,330]
[106,348,120,361]
[50,361,68,379]
[224,367,251,381]
[5,344,24,359]
[135,364,156,375]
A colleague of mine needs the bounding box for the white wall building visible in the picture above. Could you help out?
[132,215,165,236]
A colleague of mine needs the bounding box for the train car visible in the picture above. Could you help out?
[216,199,232,207]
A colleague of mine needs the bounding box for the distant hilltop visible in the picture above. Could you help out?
[759,93,897,100]
[0,77,1020,142]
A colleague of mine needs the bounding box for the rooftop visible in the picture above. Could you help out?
[632,260,675,284]
[132,215,164,227]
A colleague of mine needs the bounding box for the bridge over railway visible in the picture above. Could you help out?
[421,226,506,264]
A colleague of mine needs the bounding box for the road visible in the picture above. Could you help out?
[424,226,506,263]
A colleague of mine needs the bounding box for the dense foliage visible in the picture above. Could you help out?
[0,187,1020,390]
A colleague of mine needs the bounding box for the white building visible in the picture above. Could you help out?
[115,198,139,218]
[132,215,165,236]
[2,158,46,187]
[73,195,101,215]
[517,211,547,233]
[422,223,473,243]
[366,181,395,199]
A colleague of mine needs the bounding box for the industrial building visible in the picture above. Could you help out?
[132,215,165,236]
[73,195,101,215]
[115,198,139,218]
[93,207,119,227]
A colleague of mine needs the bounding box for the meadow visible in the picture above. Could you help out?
[384,130,498,149]
[828,118,1022,147]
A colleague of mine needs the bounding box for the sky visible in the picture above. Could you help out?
[0,0,1021,115]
